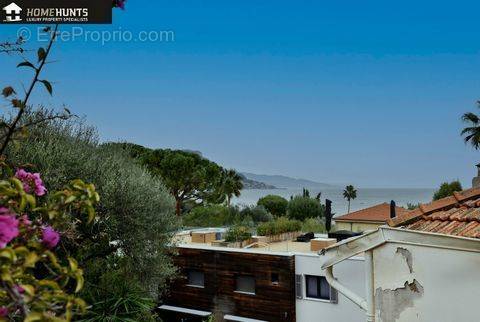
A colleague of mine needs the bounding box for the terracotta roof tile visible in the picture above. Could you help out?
[388,188,480,238]
[334,203,408,223]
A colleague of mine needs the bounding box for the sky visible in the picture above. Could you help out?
[1,1,480,188]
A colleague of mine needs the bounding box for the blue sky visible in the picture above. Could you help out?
[1,1,480,188]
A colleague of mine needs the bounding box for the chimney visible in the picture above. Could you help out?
[473,164,480,188]
[390,200,396,219]
[325,199,332,232]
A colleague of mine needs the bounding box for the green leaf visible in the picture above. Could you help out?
[2,86,15,98]
[25,312,43,322]
[17,61,35,69]
[37,47,46,62]
[39,80,53,95]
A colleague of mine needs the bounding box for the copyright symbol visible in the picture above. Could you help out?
[17,27,31,41]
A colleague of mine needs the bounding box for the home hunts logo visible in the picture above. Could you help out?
[3,2,22,22]
[0,0,112,24]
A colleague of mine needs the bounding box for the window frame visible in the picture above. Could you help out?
[271,272,280,286]
[186,269,205,289]
[234,275,256,295]
[304,275,337,303]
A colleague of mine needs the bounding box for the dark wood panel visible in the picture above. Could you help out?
[162,247,296,322]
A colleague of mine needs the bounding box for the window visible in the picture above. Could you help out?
[271,273,279,285]
[187,270,204,288]
[295,275,303,299]
[235,275,255,294]
[305,275,337,302]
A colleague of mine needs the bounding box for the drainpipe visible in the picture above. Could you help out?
[324,250,375,322]
[364,250,375,322]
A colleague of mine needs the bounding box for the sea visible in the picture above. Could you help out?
[232,187,435,216]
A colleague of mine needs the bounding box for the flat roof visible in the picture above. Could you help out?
[174,229,334,255]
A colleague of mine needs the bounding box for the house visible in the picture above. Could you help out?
[2,2,22,22]
[334,203,408,232]
[160,229,366,322]
[321,187,480,322]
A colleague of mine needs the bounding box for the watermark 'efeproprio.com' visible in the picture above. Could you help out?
[17,26,175,45]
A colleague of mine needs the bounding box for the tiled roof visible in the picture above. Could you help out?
[388,188,480,238]
[334,203,408,223]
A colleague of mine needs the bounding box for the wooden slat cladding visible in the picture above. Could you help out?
[163,247,296,322]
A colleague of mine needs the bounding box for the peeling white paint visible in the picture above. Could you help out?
[373,244,415,290]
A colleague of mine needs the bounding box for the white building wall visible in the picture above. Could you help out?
[295,253,365,322]
[373,242,480,322]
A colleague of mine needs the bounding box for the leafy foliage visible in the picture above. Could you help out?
[343,185,357,213]
[240,205,273,223]
[433,181,463,201]
[224,226,252,243]
[182,205,241,227]
[287,196,324,221]
[5,114,178,300]
[0,165,99,321]
[256,217,302,236]
[301,217,326,233]
[461,104,480,149]
[79,270,157,322]
[257,195,288,217]
[218,169,243,206]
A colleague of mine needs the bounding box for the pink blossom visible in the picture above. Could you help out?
[0,208,19,248]
[42,226,60,249]
[15,169,47,196]
[0,307,8,317]
[14,285,25,294]
[19,215,31,227]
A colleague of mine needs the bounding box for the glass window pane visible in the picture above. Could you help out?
[188,270,204,287]
[319,276,331,300]
[236,276,255,294]
[306,276,319,298]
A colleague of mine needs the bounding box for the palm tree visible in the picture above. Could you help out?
[461,105,480,149]
[220,169,244,206]
[343,185,357,214]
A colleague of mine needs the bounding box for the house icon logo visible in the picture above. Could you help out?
[3,2,22,22]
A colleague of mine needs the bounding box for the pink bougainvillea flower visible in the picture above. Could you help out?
[42,226,60,249]
[0,208,19,248]
[15,169,47,196]
[19,215,31,227]
[0,307,8,317]
[115,0,126,10]
[14,285,25,294]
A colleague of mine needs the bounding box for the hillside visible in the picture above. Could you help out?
[241,172,335,189]
[239,174,277,189]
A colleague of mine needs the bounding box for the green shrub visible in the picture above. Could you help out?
[6,113,178,298]
[79,269,157,322]
[256,217,302,236]
[225,226,252,242]
[433,181,463,200]
[301,218,326,233]
[240,205,273,223]
[287,196,324,221]
[257,195,288,217]
[183,204,241,227]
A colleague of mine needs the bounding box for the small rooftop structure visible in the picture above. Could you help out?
[174,228,337,254]
[334,203,408,232]
[389,187,480,238]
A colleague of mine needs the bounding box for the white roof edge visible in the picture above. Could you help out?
[177,243,295,257]
[224,314,268,322]
[321,226,480,269]
[158,305,211,317]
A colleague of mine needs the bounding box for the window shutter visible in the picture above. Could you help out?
[295,275,303,299]
[330,287,338,304]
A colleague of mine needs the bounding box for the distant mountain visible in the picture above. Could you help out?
[241,172,336,189]
[239,174,277,190]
